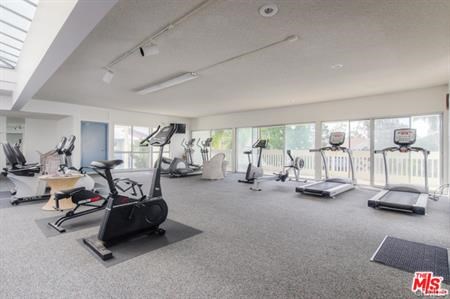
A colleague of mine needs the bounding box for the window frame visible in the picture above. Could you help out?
[113,125,168,170]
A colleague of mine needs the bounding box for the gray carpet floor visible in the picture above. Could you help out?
[0,173,449,298]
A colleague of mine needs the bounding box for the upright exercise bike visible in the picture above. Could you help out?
[82,123,183,260]
[238,139,267,184]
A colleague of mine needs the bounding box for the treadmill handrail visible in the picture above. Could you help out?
[375,145,429,193]
[309,145,356,184]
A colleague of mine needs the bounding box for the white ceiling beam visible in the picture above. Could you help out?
[11,0,118,111]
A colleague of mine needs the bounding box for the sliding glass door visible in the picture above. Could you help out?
[211,129,233,171]
[260,126,284,174]
[285,123,315,178]
[374,115,441,189]
[321,120,370,183]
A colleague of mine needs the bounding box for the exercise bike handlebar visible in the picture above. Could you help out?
[140,125,161,146]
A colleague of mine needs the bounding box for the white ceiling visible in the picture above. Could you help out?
[35,0,450,118]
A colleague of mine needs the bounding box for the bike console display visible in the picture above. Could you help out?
[253,139,268,148]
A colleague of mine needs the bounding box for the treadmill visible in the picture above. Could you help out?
[296,132,356,197]
[368,128,429,215]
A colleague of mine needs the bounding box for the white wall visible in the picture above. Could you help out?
[192,85,449,184]
[22,99,192,167]
[23,118,58,163]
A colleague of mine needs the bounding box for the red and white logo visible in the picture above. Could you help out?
[411,272,448,296]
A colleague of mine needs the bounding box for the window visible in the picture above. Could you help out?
[321,120,370,183]
[236,128,257,172]
[211,129,233,171]
[192,129,233,171]
[259,126,285,174]
[114,125,159,170]
[374,115,441,188]
[349,120,370,184]
[285,123,315,178]
[114,125,132,169]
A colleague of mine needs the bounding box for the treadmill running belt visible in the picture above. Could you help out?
[381,190,419,206]
[305,181,342,190]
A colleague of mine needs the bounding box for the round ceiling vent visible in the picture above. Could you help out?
[259,4,278,17]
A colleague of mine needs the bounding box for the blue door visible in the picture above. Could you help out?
[81,121,108,167]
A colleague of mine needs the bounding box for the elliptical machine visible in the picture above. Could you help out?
[82,123,183,260]
[238,139,267,184]
[197,138,213,163]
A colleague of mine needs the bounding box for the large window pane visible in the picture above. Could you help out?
[260,126,284,174]
[236,128,255,172]
[285,123,315,178]
[192,130,211,165]
[321,121,349,179]
[350,120,370,184]
[211,129,233,171]
[411,115,441,189]
[133,153,150,169]
[114,125,131,152]
[132,126,150,152]
[114,152,131,169]
[374,117,410,185]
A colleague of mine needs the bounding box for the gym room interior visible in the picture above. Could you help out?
[0,0,449,298]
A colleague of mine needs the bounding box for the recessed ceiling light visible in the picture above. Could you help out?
[259,4,278,17]
[331,64,344,70]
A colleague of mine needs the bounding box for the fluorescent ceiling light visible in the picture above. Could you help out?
[139,43,159,56]
[136,72,199,95]
[102,69,114,84]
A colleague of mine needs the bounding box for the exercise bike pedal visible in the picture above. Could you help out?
[48,222,66,233]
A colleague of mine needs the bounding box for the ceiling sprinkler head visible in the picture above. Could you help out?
[259,4,278,17]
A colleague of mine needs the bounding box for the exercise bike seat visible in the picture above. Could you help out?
[55,187,86,200]
[91,159,123,170]
[243,150,252,154]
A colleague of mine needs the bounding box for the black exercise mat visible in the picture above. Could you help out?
[371,236,450,283]
[79,219,202,267]
[35,210,104,237]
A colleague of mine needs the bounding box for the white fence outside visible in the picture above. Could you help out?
[258,149,440,188]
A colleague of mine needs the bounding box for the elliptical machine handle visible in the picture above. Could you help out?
[140,125,161,146]
[286,150,294,161]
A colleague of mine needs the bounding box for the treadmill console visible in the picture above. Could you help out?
[394,128,416,148]
[329,132,345,147]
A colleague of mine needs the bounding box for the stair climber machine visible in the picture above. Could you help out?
[296,132,356,197]
[368,128,435,215]
[2,137,67,205]
[156,137,202,177]
[81,123,183,260]
[250,149,306,191]
[238,139,268,184]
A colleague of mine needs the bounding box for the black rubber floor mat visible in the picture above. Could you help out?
[371,236,450,283]
[36,210,104,237]
[80,219,202,267]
